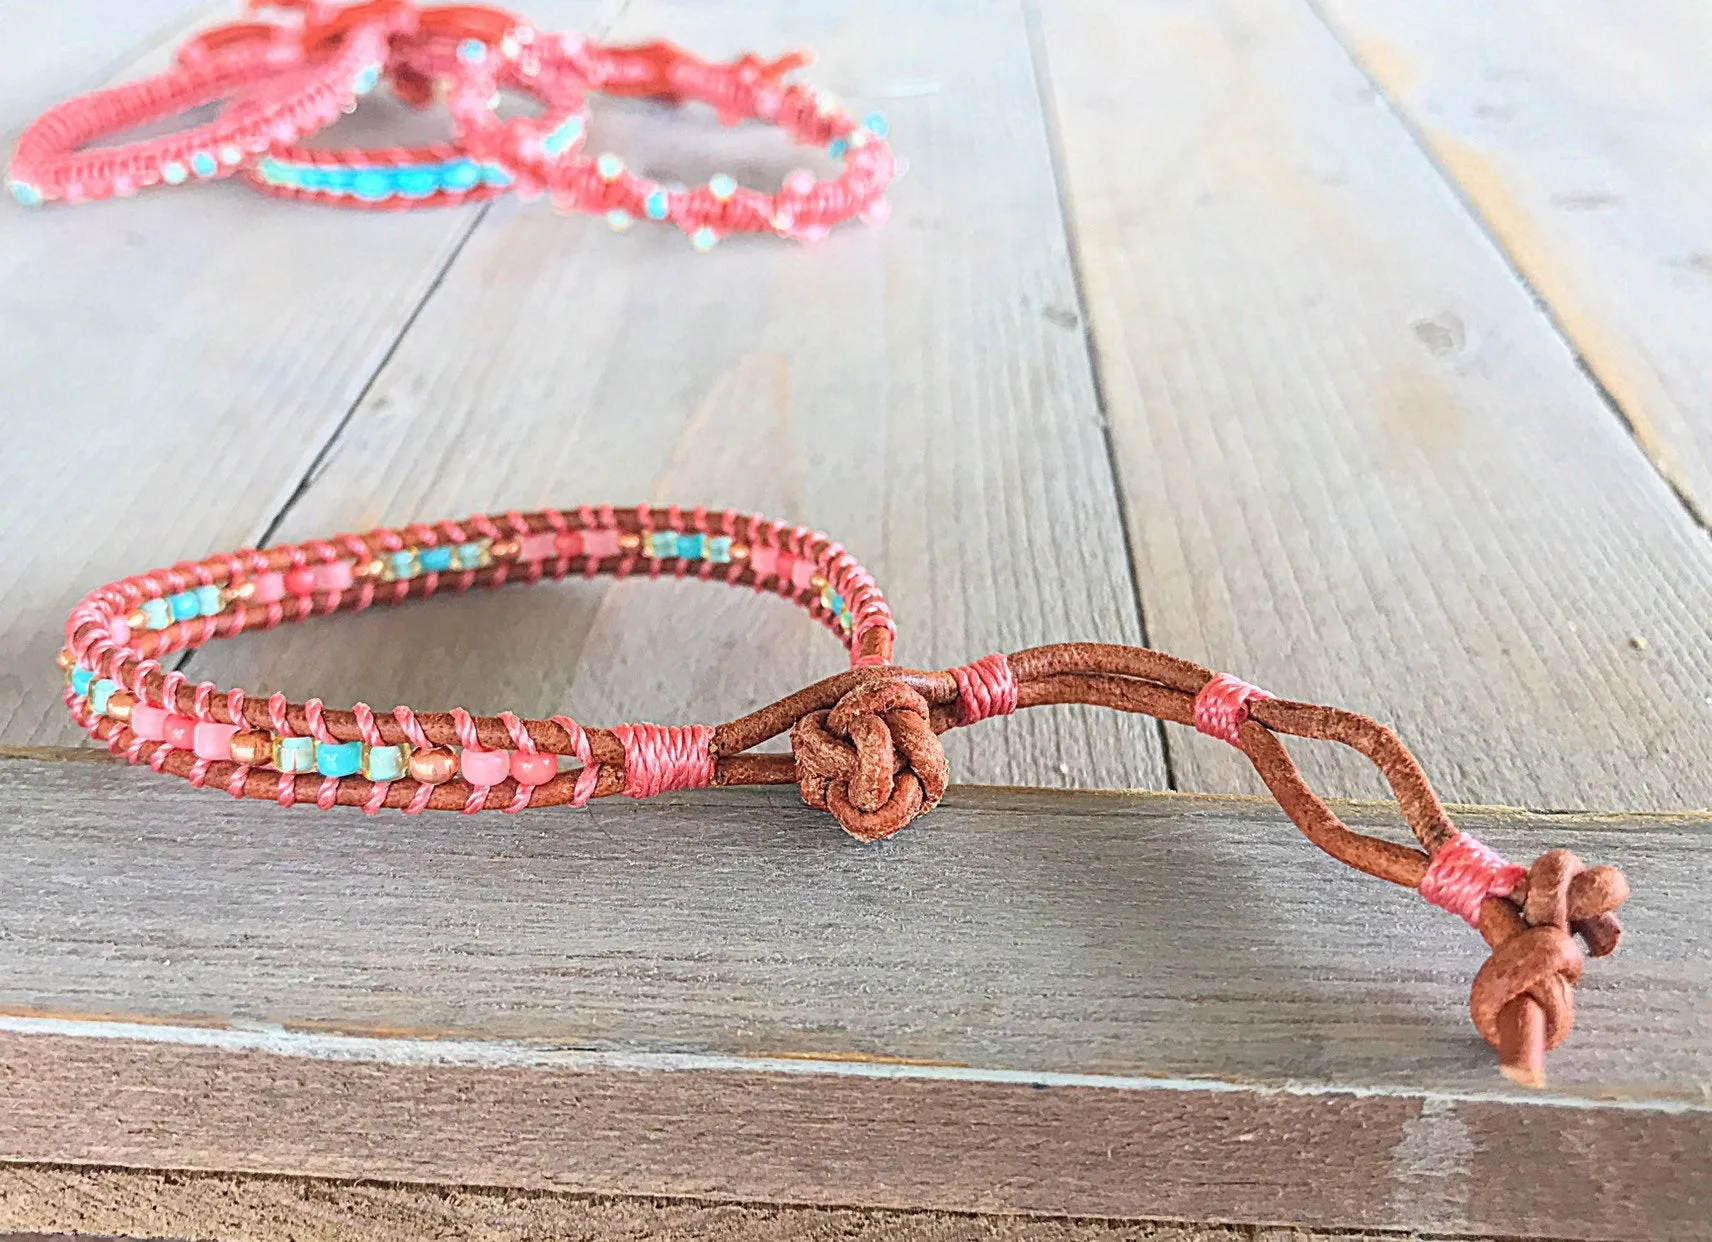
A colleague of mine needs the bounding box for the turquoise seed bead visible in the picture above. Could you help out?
[828,137,848,158]
[352,169,392,201]
[220,145,242,166]
[353,63,381,95]
[691,227,719,252]
[707,535,733,564]
[457,37,486,63]
[70,667,94,696]
[708,173,737,200]
[89,679,118,714]
[541,116,583,155]
[646,530,678,558]
[362,743,409,781]
[9,180,43,207]
[189,152,217,178]
[607,209,632,231]
[255,158,283,186]
[441,159,481,192]
[453,541,490,570]
[142,599,171,630]
[480,164,513,187]
[169,591,201,621]
[679,533,707,559]
[418,545,453,573]
[839,609,855,632]
[863,111,889,137]
[644,190,670,220]
[321,167,355,194]
[388,549,418,580]
[162,161,188,184]
[396,167,439,199]
[195,584,223,617]
[274,735,316,773]
[596,152,623,181]
[316,739,363,778]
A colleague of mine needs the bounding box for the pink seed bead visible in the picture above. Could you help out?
[510,751,557,786]
[582,528,620,558]
[749,545,779,578]
[314,560,355,591]
[791,557,818,590]
[554,529,584,556]
[109,615,132,645]
[252,572,286,603]
[130,704,170,740]
[193,721,241,761]
[164,715,198,748]
[518,532,558,562]
[460,747,511,786]
[284,567,317,596]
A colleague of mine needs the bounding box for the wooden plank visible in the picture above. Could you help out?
[1029,0,1712,810]
[0,1,213,133]
[1311,0,1712,525]
[0,755,1706,1238]
[179,0,1167,792]
[0,3,608,750]
[0,1168,1539,1242]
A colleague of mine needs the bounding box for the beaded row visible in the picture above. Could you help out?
[57,506,894,815]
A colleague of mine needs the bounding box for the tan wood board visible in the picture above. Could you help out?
[0,1165,1579,1242]
[1310,0,1712,526]
[0,756,1705,1238]
[0,0,619,751]
[179,0,1168,792]
[1030,0,1712,810]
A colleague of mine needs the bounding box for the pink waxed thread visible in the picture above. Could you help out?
[615,723,714,799]
[1193,673,1271,746]
[393,705,432,751]
[550,714,600,807]
[1420,832,1528,928]
[952,654,1017,725]
[316,776,339,810]
[304,697,337,744]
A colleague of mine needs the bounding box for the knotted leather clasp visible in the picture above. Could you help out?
[791,681,948,841]
[1469,849,1628,1084]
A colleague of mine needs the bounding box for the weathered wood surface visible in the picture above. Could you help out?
[1032,0,1712,810]
[181,0,1167,791]
[0,756,1706,1238]
[1313,0,1712,525]
[0,2,603,751]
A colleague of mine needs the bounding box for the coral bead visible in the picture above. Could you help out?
[314,560,355,591]
[252,572,286,603]
[193,721,241,761]
[510,751,557,786]
[409,748,459,784]
[460,748,511,786]
[130,704,170,740]
[163,715,198,748]
[284,567,317,596]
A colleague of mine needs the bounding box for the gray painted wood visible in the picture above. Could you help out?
[1312,0,1712,526]
[181,0,1167,792]
[1031,0,1712,810]
[0,755,1705,1238]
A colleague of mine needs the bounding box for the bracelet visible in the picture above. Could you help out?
[4,3,411,207]
[59,505,1629,1089]
[538,32,896,247]
[233,4,591,207]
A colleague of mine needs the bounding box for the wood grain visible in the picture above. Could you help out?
[180,0,1167,792]
[0,755,1706,1237]
[1311,0,1712,525]
[1030,0,1712,810]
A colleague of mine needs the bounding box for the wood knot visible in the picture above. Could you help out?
[791,681,948,841]
[1470,849,1629,1087]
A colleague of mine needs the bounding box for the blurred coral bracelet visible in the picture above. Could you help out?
[61,503,1629,1090]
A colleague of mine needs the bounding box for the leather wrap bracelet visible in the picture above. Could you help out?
[60,504,1630,1090]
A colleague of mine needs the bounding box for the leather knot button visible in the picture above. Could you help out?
[792,681,948,841]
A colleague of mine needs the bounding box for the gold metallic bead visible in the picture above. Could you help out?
[408,747,459,785]
[56,648,76,671]
[223,580,257,604]
[355,558,386,579]
[730,544,750,561]
[490,538,520,559]
[230,731,274,766]
[618,532,641,552]
[105,691,138,722]
[126,609,148,629]
[810,574,828,590]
